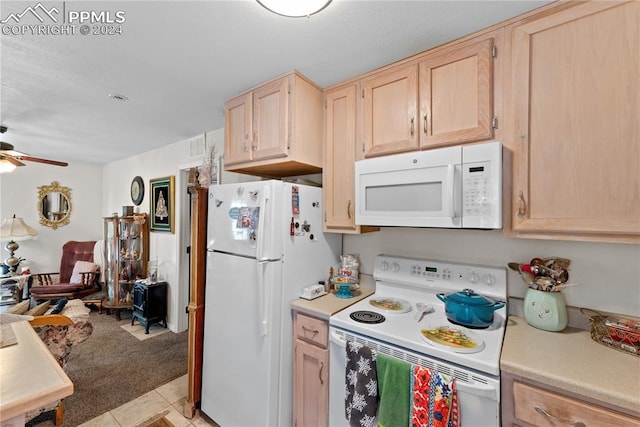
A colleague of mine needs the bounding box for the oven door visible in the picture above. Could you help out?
[329,327,501,427]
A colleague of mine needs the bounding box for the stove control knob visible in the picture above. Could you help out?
[380,261,389,271]
[482,274,496,285]
[391,262,400,272]
[467,272,480,284]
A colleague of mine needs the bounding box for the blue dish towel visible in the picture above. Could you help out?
[345,340,378,427]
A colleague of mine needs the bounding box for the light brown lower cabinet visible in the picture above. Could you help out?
[502,372,640,427]
[293,311,329,427]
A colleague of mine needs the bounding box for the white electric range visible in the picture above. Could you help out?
[328,254,508,427]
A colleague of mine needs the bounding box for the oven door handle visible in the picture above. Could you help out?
[330,329,497,400]
[329,330,347,348]
[454,380,498,400]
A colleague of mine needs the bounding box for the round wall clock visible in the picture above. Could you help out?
[130,176,144,205]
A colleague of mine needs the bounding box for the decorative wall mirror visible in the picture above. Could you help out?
[37,181,72,229]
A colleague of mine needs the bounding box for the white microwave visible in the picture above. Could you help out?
[355,141,502,229]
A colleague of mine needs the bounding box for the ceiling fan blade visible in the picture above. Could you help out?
[19,155,68,167]
[2,156,26,166]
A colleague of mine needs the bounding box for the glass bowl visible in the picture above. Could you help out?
[331,276,359,299]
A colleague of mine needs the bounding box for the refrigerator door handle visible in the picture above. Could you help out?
[256,185,270,261]
[257,260,269,336]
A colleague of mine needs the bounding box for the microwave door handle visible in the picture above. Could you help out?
[443,164,455,218]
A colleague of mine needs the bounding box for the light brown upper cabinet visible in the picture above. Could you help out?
[359,36,495,158]
[361,64,420,157]
[508,1,640,243]
[323,84,359,233]
[419,37,494,149]
[224,92,253,166]
[224,71,324,177]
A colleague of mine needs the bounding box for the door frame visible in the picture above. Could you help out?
[175,163,200,332]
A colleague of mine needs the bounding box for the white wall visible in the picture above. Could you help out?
[102,135,194,332]
[0,162,103,273]
[343,228,640,317]
[102,127,255,332]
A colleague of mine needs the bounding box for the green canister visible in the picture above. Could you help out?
[523,288,568,332]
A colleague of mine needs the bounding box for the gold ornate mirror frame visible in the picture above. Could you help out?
[37,181,72,229]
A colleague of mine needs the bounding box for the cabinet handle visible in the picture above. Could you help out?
[252,133,257,151]
[319,361,324,385]
[410,117,415,138]
[534,406,586,427]
[347,200,352,219]
[423,113,428,135]
[302,326,319,336]
[517,191,527,219]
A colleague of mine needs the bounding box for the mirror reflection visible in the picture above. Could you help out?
[37,181,72,229]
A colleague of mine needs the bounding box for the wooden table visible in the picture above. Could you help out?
[0,321,73,427]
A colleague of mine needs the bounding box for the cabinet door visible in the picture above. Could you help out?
[224,92,253,166]
[294,339,329,427]
[513,381,640,427]
[510,1,640,241]
[324,85,359,232]
[253,76,290,161]
[419,37,494,149]
[361,64,419,157]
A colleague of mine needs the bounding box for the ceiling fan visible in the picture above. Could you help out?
[0,126,68,171]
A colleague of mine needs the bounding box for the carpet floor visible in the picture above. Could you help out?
[31,310,188,426]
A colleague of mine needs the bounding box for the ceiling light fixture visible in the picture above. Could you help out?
[257,0,332,17]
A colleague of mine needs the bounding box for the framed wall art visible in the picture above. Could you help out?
[150,176,175,233]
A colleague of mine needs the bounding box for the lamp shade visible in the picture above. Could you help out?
[0,215,38,241]
[257,0,332,17]
[0,159,17,174]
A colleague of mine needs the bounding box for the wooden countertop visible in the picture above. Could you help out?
[0,321,74,422]
[501,316,640,413]
[290,287,375,319]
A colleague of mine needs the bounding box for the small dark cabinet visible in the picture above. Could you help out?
[132,281,167,334]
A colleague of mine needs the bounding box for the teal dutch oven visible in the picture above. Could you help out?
[436,288,505,329]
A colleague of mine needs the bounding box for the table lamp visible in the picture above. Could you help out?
[0,214,38,273]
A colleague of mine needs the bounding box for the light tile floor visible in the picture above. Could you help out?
[78,375,219,427]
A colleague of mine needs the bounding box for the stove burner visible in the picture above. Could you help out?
[350,310,385,324]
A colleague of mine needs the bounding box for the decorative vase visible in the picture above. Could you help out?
[523,288,568,332]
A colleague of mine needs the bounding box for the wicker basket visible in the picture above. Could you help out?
[581,308,640,357]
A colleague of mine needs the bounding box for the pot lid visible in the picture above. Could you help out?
[443,289,498,307]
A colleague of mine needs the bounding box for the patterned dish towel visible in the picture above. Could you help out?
[345,340,378,427]
[411,366,459,427]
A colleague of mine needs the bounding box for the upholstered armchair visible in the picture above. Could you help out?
[29,241,101,302]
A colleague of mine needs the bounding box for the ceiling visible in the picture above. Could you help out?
[0,0,550,167]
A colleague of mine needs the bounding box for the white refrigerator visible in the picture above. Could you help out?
[201,180,342,427]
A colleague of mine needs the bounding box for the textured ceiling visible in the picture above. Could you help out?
[0,0,550,167]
